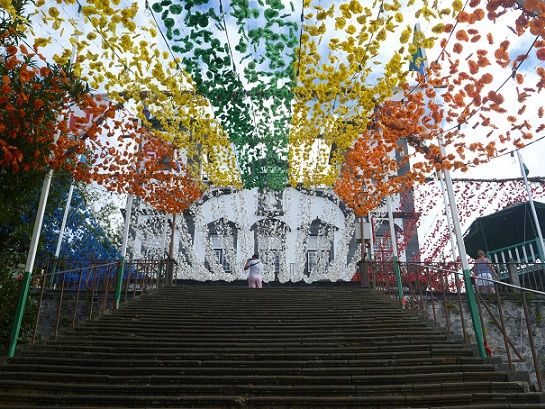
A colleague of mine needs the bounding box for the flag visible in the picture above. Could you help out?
[523,163,529,176]
[409,24,426,76]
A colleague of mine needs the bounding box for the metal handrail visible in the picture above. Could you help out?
[405,261,545,296]
[32,261,121,278]
[369,259,545,391]
[7,258,167,358]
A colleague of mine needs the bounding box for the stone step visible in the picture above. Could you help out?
[19,343,475,356]
[0,391,544,408]
[7,356,491,371]
[61,330,446,341]
[0,379,530,396]
[0,363,507,380]
[45,336,458,348]
[0,372,527,387]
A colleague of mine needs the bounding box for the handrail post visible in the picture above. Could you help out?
[7,271,32,358]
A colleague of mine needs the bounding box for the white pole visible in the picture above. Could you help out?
[25,171,53,273]
[438,171,458,262]
[161,214,169,257]
[516,150,545,260]
[438,136,486,358]
[438,140,471,270]
[386,195,400,261]
[120,195,134,258]
[386,194,403,299]
[54,182,75,259]
[368,213,375,260]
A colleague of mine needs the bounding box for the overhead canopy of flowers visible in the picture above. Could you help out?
[3,0,545,213]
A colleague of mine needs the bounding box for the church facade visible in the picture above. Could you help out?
[128,187,415,283]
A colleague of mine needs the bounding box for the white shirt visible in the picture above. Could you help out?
[247,259,263,277]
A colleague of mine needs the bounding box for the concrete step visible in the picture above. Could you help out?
[0,391,544,408]
[0,379,530,396]
[0,363,507,380]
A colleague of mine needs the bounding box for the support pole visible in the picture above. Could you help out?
[165,213,177,287]
[438,140,486,358]
[368,213,375,261]
[438,172,459,262]
[159,213,169,287]
[115,195,133,309]
[161,213,169,257]
[52,182,75,276]
[7,170,54,358]
[386,194,403,300]
[359,217,369,287]
[516,150,545,261]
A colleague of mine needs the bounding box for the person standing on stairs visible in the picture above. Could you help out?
[473,249,497,294]
[244,254,263,288]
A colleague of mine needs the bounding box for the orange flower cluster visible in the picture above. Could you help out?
[335,0,545,217]
[334,94,443,216]
[0,42,201,214]
[69,107,202,214]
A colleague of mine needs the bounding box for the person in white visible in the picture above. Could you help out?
[244,254,263,288]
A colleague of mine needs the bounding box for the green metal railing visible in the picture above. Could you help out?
[6,258,167,358]
[368,260,545,391]
[488,239,544,267]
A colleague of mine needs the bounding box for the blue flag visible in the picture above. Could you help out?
[409,24,426,76]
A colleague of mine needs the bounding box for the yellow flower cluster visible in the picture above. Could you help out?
[289,0,443,189]
[39,1,242,190]
[0,0,16,17]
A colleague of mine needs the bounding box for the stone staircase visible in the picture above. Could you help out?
[1,287,544,408]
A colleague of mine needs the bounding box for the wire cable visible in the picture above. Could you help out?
[403,0,470,100]
[443,35,540,134]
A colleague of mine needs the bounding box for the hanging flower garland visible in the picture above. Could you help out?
[417,178,545,261]
[334,0,545,218]
[26,0,545,223]
[152,0,298,190]
[38,0,242,189]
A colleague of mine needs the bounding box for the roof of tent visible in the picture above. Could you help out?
[463,201,545,259]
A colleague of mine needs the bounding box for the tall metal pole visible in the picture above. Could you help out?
[359,217,369,287]
[386,194,403,300]
[114,195,133,309]
[159,214,169,288]
[438,138,486,358]
[165,213,177,287]
[438,171,458,262]
[368,213,375,260]
[516,150,545,261]
[7,169,54,358]
[53,183,75,260]
[161,214,169,256]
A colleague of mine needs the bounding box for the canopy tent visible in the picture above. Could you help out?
[463,201,545,259]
